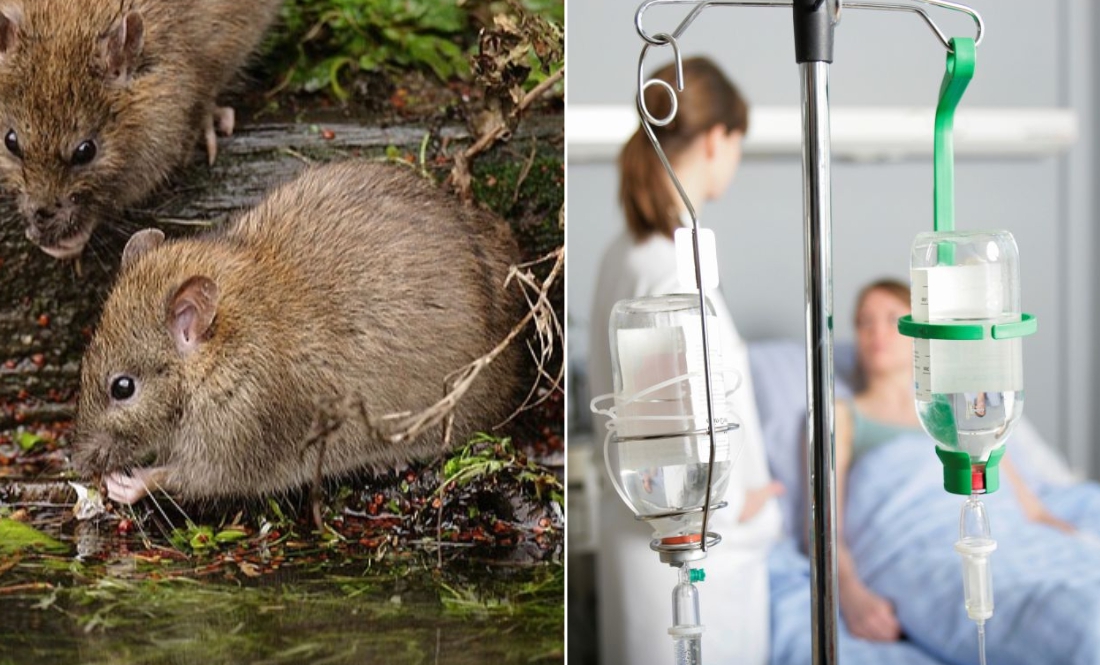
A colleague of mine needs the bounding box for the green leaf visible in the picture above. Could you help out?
[188,526,216,551]
[0,519,67,554]
[213,528,249,544]
[358,53,380,71]
[326,56,356,100]
[16,431,46,452]
[410,2,466,32]
[408,43,454,81]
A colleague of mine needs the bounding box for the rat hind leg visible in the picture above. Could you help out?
[202,106,236,165]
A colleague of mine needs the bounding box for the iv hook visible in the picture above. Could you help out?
[637,33,683,127]
[635,33,699,224]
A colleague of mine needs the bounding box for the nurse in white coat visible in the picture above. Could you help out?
[588,58,783,665]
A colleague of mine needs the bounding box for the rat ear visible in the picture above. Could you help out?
[121,229,164,271]
[167,276,218,357]
[0,4,22,59]
[102,10,144,83]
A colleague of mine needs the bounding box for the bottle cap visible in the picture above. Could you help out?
[936,446,1005,495]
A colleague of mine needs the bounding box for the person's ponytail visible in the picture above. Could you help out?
[619,128,679,239]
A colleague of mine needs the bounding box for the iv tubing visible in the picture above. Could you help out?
[593,372,749,522]
[957,496,996,665]
[670,566,704,665]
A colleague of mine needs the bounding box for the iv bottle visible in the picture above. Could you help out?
[907,230,1029,494]
[604,294,739,545]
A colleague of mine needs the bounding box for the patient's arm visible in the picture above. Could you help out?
[1002,454,1075,533]
[832,401,902,642]
[739,481,784,522]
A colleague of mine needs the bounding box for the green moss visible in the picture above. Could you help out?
[260,0,564,99]
[470,156,562,218]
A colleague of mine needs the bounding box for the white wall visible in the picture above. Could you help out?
[566,0,1096,475]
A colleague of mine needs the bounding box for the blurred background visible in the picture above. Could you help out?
[565,1,1096,662]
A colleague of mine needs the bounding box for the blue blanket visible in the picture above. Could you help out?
[769,432,1100,665]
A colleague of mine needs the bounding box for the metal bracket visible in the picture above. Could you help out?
[635,0,983,51]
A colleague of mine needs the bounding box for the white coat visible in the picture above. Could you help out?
[587,228,782,665]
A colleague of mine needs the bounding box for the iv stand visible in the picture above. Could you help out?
[634,2,985,663]
[794,3,839,662]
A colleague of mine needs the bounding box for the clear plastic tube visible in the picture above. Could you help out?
[978,621,987,665]
[669,566,704,665]
[956,496,995,665]
[955,496,996,622]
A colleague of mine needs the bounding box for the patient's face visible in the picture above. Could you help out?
[855,289,911,377]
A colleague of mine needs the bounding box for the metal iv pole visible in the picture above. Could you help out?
[793,3,840,662]
[633,2,985,663]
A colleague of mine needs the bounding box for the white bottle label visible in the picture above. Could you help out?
[914,338,932,401]
[910,268,932,400]
[909,263,1022,396]
[675,228,720,291]
[911,267,931,321]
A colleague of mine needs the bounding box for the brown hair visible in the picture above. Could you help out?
[854,278,911,325]
[852,278,911,388]
[618,57,749,241]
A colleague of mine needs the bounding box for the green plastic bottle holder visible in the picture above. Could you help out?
[897,313,1037,341]
[936,446,1005,496]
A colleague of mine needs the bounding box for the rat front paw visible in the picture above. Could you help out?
[202,106,236,165]
[104,467,169,504]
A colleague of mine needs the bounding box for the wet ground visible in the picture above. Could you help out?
[0,395,564,665]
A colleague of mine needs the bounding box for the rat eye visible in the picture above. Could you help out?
[72,140,97,166]
[109,375,137,402]
[4,129,21,158]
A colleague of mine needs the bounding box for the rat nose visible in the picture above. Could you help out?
[31,201,64,227]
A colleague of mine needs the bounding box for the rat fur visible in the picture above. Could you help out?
[72,161,525,504]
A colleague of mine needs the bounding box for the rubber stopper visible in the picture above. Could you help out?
[971,465,985,492]
[661,533,703,546]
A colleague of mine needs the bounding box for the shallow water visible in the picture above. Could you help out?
[0,562,563,665]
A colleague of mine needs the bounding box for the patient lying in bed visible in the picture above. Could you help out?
[751,279,1100,665]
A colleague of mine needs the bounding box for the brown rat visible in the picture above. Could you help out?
[72,161,524,504]
[0,0,282,259]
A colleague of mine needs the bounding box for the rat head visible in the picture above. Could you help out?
[73,229,220,486]
[0,3,155,259]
